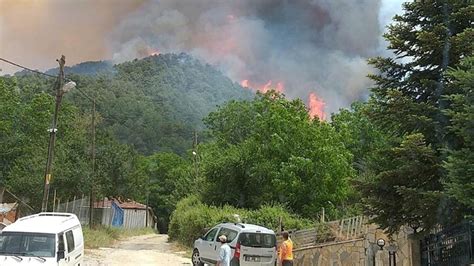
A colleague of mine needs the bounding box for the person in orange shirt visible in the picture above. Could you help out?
[279,231,294,266]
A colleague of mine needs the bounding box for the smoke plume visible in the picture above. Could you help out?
[109,0,384,114]
[1,0,404,115]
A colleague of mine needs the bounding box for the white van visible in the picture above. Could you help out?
[0,212,84,266]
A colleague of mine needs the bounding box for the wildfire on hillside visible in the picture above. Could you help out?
[146,47,160,56]
[240,79,284,94]
[308,92,326,121]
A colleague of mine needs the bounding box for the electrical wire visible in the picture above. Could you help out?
[0,57,58,79]
[0,56,148,135]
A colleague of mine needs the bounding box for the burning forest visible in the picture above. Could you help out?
[1,0,402,119]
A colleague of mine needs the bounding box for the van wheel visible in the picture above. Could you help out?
[192,249,204,266]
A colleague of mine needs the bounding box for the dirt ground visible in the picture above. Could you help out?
[84,234,192,266]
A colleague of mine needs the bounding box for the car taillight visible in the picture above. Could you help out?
[234,242,241,259]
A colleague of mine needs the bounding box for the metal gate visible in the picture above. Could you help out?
[421,221,473,266]
[111,201,124,227]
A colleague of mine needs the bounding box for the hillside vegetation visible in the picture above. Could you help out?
[1,1,473,242]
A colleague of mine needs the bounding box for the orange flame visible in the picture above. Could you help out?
[240,79,284,94]
[308,92,326,121]
[147,47,160,56]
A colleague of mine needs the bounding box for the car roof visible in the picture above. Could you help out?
[3,212,80,234]
[218,223,275,234]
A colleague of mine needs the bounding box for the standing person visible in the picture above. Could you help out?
[279,231,294,266]
[217,235,231,266]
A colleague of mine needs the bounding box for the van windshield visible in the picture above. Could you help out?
[0,232,56,257]
[239,233,276,248]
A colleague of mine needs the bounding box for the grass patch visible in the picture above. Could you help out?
[83,226,156,249]
[170,240,193,259]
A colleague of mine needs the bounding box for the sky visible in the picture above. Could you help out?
[0,0,406,113]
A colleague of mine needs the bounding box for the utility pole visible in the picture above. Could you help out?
[192,131,199,179]
[41,55,66,212]
[89,99,96,227]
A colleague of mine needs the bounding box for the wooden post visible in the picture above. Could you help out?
[89,99,96,228]
[72,195,77,214]
[0,187,4,203]
[41,55,66,212]
[278,217,283,233]
[346,218,351,240]
[52,190,57,211]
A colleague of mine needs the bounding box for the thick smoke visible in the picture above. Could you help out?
[110,0,383,114]
[0,0,145,74]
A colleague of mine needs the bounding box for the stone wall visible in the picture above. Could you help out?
[293,224,420,266]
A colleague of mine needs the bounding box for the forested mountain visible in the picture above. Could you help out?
[0,53,253,210]
[65,53,253,154]
[46,61,114,76]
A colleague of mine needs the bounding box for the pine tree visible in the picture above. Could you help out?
[363,0,473,233]
[444,56,474,213]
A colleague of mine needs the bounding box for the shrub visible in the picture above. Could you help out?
[246,204,313,231]
[168,196,313,246]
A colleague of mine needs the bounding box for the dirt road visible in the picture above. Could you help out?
[84,234,192,266]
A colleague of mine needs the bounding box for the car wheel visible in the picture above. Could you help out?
[192,249,204,266]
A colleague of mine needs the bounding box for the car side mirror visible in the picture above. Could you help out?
[57,250,65,262]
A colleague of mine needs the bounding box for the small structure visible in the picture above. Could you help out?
[93,198,156,229]
[0,203,18,228]
[0,187,34,229]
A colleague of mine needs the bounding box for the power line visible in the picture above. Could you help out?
[0,56,140,134]
[0,57,58,79]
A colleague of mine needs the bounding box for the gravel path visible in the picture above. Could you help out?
[84,234,192,266]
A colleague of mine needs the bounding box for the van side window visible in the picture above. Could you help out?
[66,231,75,253]
[204,227,219,241]
[216,228,238,242]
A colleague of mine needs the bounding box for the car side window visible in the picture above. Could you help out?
[66,231,75,253]
[204,227,219,242]
[216,228,238,243]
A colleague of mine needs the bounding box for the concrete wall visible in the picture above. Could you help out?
[293,224,420,266]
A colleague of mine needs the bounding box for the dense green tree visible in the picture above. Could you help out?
[0,75,149,209]
[363,0,473,233]
[358,134,446,235]
[0,77,92,208]
[65,54,253,155]
[138,152,193,232]
[331,102,389,173]
[444,56,474,212]
[200,91,353,218]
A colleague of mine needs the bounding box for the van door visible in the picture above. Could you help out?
[238,233,277,266]
[58,233,68,266]
[213,227,239,263]
[200,227,220,263]
[65,229,82,265]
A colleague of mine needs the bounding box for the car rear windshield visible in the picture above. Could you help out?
[238,233,276,248]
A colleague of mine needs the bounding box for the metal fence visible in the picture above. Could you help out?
[55,196,91,225]
[55,196,153,229]
[421,221,474,266]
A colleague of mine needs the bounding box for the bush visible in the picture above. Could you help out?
[168,196,314,246]
[246,204,313,231]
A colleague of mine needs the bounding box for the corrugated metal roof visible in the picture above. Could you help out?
[93,198,147,210]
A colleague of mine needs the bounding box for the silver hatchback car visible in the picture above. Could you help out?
[192,223,277,266]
